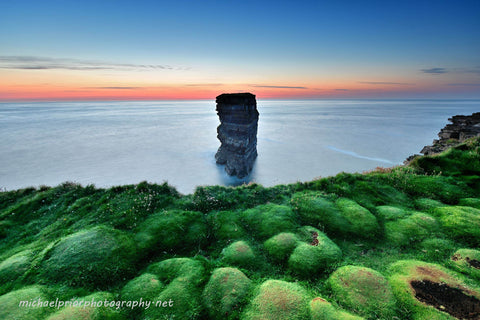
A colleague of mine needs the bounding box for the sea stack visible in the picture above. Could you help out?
[215,93,259,178]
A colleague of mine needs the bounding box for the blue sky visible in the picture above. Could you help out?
[1,0,479,100]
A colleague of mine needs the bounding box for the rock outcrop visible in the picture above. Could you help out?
[215,93,258,178]
[405,112,480,163]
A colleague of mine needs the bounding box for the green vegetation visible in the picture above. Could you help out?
[0,137,479,319]
[327,266,397,319]
[202,267,251,319]
[242,280,311,320]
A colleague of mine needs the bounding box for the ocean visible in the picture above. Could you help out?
[1,99,479,194]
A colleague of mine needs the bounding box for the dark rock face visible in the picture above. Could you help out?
[405,112,480,164]
[215,93,258,178]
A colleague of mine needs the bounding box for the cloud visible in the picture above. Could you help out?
[447,83,480,86]
[357,81,414,85]
[420,67,447,74]
[185,83,224,87]
[249,85,308,89]
[0,56,189,71]
[335,89,350,91]
[84,86,142,90]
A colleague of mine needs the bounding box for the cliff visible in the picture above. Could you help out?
[405,112,480,163]
[215,93,259,178]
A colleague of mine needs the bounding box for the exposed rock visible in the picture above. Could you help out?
[215,93,258,177]
[405,112,480,164]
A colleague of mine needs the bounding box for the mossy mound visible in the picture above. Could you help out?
[264,232,299,262]
[0,286,51,320]
[328,266,397,319]
[145,276,203,319]
[203,267,251,319]
[385,212,439,246]
[40,226,137,288]
[208,210,247,241]
[418,238,456,261]
[451,249,480,280]
[388,260,480,320]
[147,257,205,285]
[290,191,349,233]
[121,273,164,303]
[240,203,297,240]
[241,279,311,320]
[376,205,409,221]
[135,209,207,255]
[414,198,447,211]
[221,241,256,268]
[433,206,480,245]
[0,249,33,283]
[288,229,342,277]
[309,297,364,320]
[45,292,125,320]
[335,198,379,238]
[145,258,206,319]
[458,198,480,209]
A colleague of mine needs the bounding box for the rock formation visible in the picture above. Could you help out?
[215,93,259,178]
[405,112,480,163]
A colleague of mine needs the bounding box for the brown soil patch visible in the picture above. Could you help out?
[466,258,480,269]
[312,297,327,303]
[411,280,480,319]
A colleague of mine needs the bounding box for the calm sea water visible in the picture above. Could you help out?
[1,100,479,194]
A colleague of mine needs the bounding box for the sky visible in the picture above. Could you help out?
[0,0,479,101]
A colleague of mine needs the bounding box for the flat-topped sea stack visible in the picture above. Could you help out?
[215,93,259,178]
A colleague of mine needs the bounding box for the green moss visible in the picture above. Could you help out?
[0,286,51,320]
[309,297,364,320]
[290,191,349,233]
[376,205,409,221]
[40,226,137,288]
[45,292,125,320]
[121,273,164,303]
[147,258,204,285]
[241,280,311,320]
[221,241,256,268]
[385,213,439,246]
[203,267,251,319]
[288,230,342,277]
[264,232,299,262]
[433,206,480,244]
[418,238,456,261]
[451,248,480,280]
[145,276,203,320]
[145,258,206,319]
[241,203,297,240]
[208,210,247,241]
[135,209,207,255]
[388,260,480,320]
[458,197,480,209]
[414,198,447,211]
[0,249,33,283]
[328,266,397,319]
[335,198,379,238]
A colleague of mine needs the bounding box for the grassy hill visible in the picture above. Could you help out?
[0,137,479,319]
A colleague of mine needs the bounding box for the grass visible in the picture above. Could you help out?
[0,137,479,319]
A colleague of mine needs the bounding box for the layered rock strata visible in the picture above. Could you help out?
[215,93,259,178]
[405,112,480,163]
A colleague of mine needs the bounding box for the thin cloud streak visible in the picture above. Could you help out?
[447,83,480,86]
[421,67,447,74]
[0,56,189,71]
[250,85,308,89]
[357,81,415,86]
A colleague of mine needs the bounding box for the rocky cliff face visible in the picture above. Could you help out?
[215,93,259,178]
[405,112,480,163]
